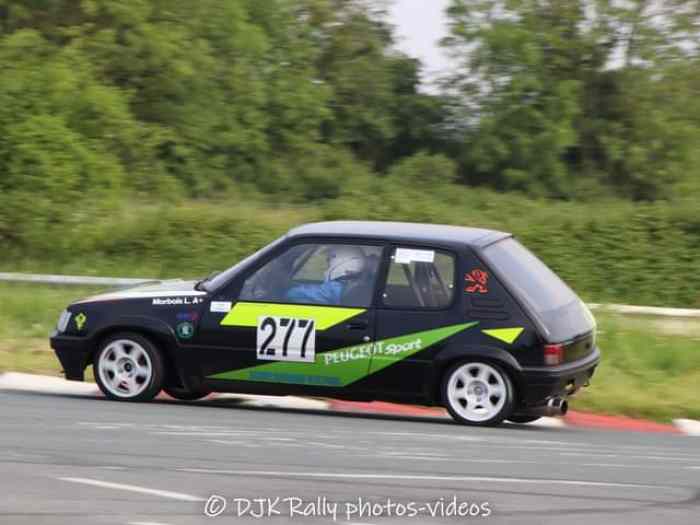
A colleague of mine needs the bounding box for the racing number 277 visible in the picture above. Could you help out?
[257,316,316,363]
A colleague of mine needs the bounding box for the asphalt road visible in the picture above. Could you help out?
[0,389,698,525]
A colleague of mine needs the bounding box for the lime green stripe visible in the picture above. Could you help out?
[221,302,365,331]
[482,327,524,344]
[209,322,478,387]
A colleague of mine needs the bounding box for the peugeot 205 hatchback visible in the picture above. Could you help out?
[51,221,600,426]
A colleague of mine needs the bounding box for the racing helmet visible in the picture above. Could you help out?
[324,246,366,282]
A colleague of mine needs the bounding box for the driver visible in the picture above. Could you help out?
[286,246,366,305]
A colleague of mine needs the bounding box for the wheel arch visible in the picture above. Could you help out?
[429,345,524,405]
[87,317,185,388]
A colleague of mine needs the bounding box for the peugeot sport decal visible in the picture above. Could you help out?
[209,322,478,387]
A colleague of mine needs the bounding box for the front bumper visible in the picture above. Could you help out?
[50,331,92,381]
[517,347,600,406]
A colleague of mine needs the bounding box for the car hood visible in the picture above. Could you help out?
[73,279,207,304]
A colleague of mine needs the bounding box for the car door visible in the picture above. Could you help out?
[197,240,385,392]
[362,245,465,398]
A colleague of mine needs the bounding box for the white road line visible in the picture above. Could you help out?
[361,450,694,470]
[58,477,205,502]
[128,522,173,525]
[152,432,260,437]
[307,441,347,449]
[559,452,697,462]
[378,456,539,465]
[177,469,673,490]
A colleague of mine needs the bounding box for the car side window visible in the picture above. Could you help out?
[381,247,455,309]
[239,243,383,307]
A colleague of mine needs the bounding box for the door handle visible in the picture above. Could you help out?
[347,320,369,330]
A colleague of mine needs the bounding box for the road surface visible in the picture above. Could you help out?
[0,389,698,525]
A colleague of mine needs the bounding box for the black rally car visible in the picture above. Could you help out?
[51,221,600,426]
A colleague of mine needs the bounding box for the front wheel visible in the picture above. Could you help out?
[442,360,514,426]
[94,333,164,402]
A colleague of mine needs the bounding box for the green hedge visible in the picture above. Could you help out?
[2,184,700,307]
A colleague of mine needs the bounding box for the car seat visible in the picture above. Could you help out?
[340,254,379,306]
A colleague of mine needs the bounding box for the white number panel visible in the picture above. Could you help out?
[256,316,316,362]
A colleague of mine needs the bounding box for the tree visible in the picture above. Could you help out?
[443,0,700,200]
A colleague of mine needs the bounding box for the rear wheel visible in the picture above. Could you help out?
[94,333,164,402]
[163,386,210,401]
[442,360,514,426]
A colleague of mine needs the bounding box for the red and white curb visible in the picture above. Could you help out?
[0,372,327,411]
[327,400,699,434]
[1,372,697,436]
[0,372,100,396]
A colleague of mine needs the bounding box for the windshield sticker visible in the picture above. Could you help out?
[394,248,435,264]
[465,269,489,294]
[210,301,232,313]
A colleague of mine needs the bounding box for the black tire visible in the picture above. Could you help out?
[93,332,165,402]
[441,359,515,426]
[507,415,542,424]
[163,386,210,401]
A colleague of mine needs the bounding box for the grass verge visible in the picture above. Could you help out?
[573,314,700,421]
[0,283,102,376]
[1,282,698,422]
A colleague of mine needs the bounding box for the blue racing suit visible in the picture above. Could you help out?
[286,280,345,305]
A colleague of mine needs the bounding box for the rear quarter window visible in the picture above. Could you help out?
[482,238,595,342]
[382,248,455,309]
[482,238,577,313]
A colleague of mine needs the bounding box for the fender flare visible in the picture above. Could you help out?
[90,316,178,346]
[88,316,189,387]
[428,344,524,404]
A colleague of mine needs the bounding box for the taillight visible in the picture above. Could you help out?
[544,344,564,366]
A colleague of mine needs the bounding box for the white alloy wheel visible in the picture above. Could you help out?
[96,338,154,400]
[443,361,513,425]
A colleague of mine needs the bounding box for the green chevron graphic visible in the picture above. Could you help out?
[482,327,524,344]
[209,322,478,387]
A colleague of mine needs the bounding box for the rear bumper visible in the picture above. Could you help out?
[517,347,600,406]
[50,331,92,381]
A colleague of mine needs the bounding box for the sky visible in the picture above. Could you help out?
[387,0,452,88]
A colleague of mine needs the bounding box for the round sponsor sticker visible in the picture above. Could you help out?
[176,321,195,339]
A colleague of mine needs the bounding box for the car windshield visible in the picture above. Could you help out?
[202,236,286,292]
[482,237,594,341]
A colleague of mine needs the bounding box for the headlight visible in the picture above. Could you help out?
[57,310,72,333]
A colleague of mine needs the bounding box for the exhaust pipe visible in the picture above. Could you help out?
[511,397,569,420]
[545,397,568,417]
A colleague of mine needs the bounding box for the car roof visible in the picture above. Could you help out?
[287,221,510,248]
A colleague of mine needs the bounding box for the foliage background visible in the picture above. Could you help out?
[1,0,699,307]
